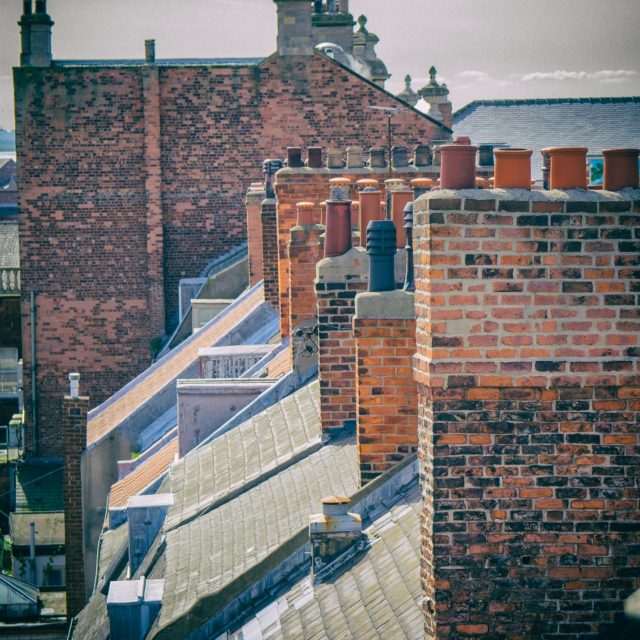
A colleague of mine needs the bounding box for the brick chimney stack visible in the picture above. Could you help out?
[63,373,89,619]
[273,0,314,56]
[289,202,323,373]
[19,0,54,67]
[414,186,640,638]
[261,159,284,310]
[246,182,267,287]
[353,220,418,484]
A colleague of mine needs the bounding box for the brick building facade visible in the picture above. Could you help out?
[414,189,640,638]
[14,2,449,455]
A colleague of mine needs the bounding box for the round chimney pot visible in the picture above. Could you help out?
[356,178,379,190]
[602,148,640,191]
[384,178,406,192]
[493,148,533,189]
[324,200,352,257]
[329,177,351,201]
[296,201,316,226]
[287,147,304,168]
[411,178,433,200]
[391,145,409,168]
[369,147,387,169]
[346,146,364,169]
[358,187,383,247]
[307,147,323,169]
[439,144,478,189]
[391,189,413,247]
[542,147,588,190]
[414,144,432,167]
[327,148,344,169]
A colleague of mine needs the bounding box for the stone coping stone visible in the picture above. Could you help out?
[355,289,415,320]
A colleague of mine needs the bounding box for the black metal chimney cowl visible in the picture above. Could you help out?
[366,220,396,292]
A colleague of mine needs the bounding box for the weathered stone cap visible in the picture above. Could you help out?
[355,289,415,320]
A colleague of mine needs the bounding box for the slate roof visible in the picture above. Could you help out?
[108,438,179,509]
[452,96,640,178]
[87,283,267,445]
[166,380,321,531]
[10,512,65,548]
[231,483,422,640]
[15,463,63,513]
[72,523,129,640]
[0,221,19,269]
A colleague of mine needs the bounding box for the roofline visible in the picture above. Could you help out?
[453,95,640,119]
[152,452,418,640]
[263,50,453,134]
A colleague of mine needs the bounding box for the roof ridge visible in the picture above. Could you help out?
[453,95,640,118]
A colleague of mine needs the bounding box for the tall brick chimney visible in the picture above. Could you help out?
[414,187,640,638]
[289,202,323,373]
[246,182,267,287]
[273,0,314,56]
[19,0,54,67]
[353,218,418,484]
[261,159,284,310]
[62,372,89,619]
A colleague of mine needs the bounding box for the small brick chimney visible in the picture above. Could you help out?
[309,496,362,576]
[63,372,89,619]
[273,0,314,57]
[246,182,266,287]
[353,220,418,484]
[289,202,323,373]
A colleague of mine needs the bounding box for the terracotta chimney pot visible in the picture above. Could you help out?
[440,144,478,189]
[358,186,383,247]
[493,148,533,189]
[296,201,316,226]
[542,147,588,190]
[287,147,303,168]
[602,148,640,191]
[324,199,352,257]
[307,146,323,169]
[356,178,379,190]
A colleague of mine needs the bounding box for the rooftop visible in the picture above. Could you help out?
[9,512,65,548]
[453,95,640,177]
[52,58,265,68]
[231,482,421,639]
[87,283,268,446]
[15,462,63,513]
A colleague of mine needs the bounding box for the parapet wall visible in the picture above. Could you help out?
[413,187,640,638]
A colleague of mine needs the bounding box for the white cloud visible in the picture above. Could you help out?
[521,69,638,83]
[458,70,490,80]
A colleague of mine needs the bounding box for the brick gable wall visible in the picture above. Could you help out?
[15,53,447,455]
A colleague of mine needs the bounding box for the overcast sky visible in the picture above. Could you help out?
[1,0,639,130]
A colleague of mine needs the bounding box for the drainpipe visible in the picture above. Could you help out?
[29,521,36,584]
[30,291,38,456]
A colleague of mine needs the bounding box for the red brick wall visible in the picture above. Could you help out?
[246,186,266,287]
[261,199,279,310]
[15,53,447,455]
[315,249,368,435]
[354,311,418,484]
[62,393,89,618]
[275,166,437,339]
[414,190,640,638]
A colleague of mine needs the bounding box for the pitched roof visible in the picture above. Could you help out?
[231,483,421,639]
[155,437,359,637]
[452,96,640,178]
[108,438,179,510]
[0,220,19,269]
[87,284,266,445]
[166,380,322,531]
